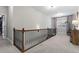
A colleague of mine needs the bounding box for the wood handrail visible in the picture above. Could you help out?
[14,28,54,32]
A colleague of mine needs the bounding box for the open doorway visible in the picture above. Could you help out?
[0,15,7,39]
[56,17,68,35]
[0,16,2,35]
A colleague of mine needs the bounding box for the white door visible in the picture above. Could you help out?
[56,17,67,35]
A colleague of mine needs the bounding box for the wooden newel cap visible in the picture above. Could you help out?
[22,28,24,31]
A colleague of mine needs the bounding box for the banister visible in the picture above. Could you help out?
[14,28,54,32]
[13,27,56,52]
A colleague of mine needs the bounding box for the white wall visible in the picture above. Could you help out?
[7,6,51,44]
[51,18,56,29]
[13,6,51,29]
[0,7,8,15]
[7,7,13,43]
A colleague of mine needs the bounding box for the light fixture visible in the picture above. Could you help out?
[46,6,56,9]
[72,20,79,25]
[72,11,79,30]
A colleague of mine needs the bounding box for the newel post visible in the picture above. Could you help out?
[22,28,25,52]
[13,28,15,45]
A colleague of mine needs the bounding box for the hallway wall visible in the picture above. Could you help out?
[51,18,56,29]
[7,7,13,43]
[13,6,51,29]
[67,15,74,30]
[7,6,51,44]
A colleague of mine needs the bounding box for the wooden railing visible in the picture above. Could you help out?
[13,28,56,52]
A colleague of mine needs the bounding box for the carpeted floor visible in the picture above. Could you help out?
[26,34,79,53]
[0,34,79,53]
[0,36,20,53]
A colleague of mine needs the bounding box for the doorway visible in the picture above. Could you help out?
[0,16,2,35]
[56,17,68,35]
[0,15,7,39]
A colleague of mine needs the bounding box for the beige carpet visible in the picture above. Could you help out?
[0,34,79,53]
[0,36,20,53]
[26,34,79,53]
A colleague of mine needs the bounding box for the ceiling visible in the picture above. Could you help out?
[32,6,79,17]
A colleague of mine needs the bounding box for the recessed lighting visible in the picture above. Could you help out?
[51,6,53,7]
[47,6,56,9]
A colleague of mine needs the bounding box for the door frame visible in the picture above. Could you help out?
[2,15,7,39]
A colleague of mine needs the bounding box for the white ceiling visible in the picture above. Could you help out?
[32,6,79,17]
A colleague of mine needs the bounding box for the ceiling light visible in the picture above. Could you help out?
[46,6,56,9]
[72,20,79,25]
[72,11,79,30]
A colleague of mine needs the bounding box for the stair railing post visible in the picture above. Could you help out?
[22,28,24,52]
[13,28,15,45]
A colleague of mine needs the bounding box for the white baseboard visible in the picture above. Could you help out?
[6,37,13,45]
